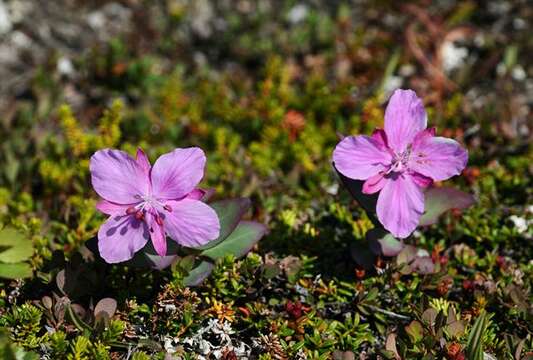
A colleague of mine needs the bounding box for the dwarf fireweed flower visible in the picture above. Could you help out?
[333,89,468,238]
[90,147,220,263]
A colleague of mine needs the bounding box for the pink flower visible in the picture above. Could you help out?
[90,147,220,263]
[333,89,468,238]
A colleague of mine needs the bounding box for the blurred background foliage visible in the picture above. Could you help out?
[0,0,531,358]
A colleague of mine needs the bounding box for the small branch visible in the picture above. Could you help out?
[366,305,411,321]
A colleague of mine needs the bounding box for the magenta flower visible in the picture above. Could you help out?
[90,147,220,263]
[333,89,468,238]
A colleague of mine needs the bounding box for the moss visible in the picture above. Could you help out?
[0,0,531,358]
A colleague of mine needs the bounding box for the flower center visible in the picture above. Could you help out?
[139,194,163,207]
[388,148,411,174]
[126,194,172,222]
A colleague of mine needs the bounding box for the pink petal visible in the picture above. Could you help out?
[371,128,389,149]
[333,135,392,180]
[151,147,206,200]
[98,215,149,263]
[409,136,468,181]
[163,198,220,248]
[186,188,208,200]
[90,149,150,204]
[411,127,436,149]
[362,172,387,194]
[96,200,135,216]
[376,173,425,238]
[145,211,167,257]
[384,89,427,152]
[136,148,152,177]
[409,171,433,188]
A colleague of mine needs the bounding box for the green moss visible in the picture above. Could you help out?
[0,0,530,358]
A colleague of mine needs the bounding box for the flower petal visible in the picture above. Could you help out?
[362,172,387,194]
[376,173,425,238]
[186,188,209,201]
[90,149,150,204]
[371,128,389,149]
[98,215,149,263]
[409,171,433,188]
[145,211,167,257]
[384,89,427,152]
[96,200,135,216]
[411,127,436,149]
[136,148,152,177]
[151,147,206,200]
[164,198,220,248]
[333,135,392,180]
[409,136,468,181]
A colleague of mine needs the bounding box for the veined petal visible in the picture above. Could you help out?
[136,148,152,177]
[96,200,136,216]
[98,215,149,263]
[371,128,389,150]
[384,89,427,152]
[164,198,220,248]
[409,135,468,181]
[145,211,167,257]
[333,135,392,180]
[90,149,150,204]
[362,172,387,194]
[186,188,209,201]
[151,147,206,200]
[411,127,436,149]
[376,173,424,238]
[409,171,433,188]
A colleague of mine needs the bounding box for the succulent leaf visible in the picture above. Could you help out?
[197,198,252,250]
[183,261,215,287]
[420,187,475,226]
[367,228,404,257]
[201,221,266,260]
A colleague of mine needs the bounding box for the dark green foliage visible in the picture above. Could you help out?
[0,0,531,358]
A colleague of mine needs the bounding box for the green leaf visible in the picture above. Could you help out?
[405,320,424,343]
[0,328,39,360]
[367,228,404,257]
[94,298,117,324]
[175,255,196,272]
[0,262,32,279]
[466,312,488,360]
[420,187,475,226]
[384,333,400,360]
[197,198,251,250]
[127,239,180,270]
[201,221,266,260]
[396,246,435,274]
[411,256,435,274]
[66,304,92,332]
[446,307,465,338]
[396,245,417,266]
[183,261,215,287]
[0,227,33,263]
[421,308,438,328]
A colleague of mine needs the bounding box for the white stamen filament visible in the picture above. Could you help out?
[387,148,411,174]
[127,194,172,221]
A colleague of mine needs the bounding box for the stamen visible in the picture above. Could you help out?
[163,204,172,212]
[155,215,163,226]
[135,211,144,221]
[126,207,137,215]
